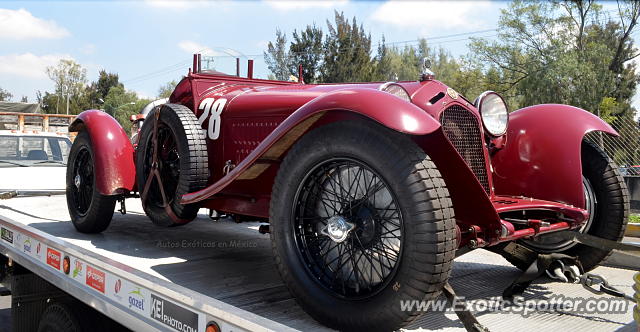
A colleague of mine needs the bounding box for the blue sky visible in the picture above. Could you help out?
[0,0,509,100]
[1,0,636,110]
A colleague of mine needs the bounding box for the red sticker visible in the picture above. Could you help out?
[86,266,106,293]
[46,248,61,270]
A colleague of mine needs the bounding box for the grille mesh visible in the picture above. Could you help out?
[440,105,490,194]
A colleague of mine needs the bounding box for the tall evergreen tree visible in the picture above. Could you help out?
[289,24,324,83]
[264,29,291,81]
[320,11,375,83]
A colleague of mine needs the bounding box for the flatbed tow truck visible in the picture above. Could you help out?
[0,195,638,332]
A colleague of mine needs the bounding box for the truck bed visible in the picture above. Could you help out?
[0,195,637,331]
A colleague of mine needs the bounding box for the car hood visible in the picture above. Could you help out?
[0,166,67,191]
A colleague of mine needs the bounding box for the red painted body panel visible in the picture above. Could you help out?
[416,130,502,239]
[181,87,442,204]
[69,110,136,195]
[492,104,617,209]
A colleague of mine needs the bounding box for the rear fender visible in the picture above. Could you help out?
[69,110,136,195]
[492,104,618,208]
[181,88,442,203]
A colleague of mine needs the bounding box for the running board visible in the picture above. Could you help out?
[492,195,588,223]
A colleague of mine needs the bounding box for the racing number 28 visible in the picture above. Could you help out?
[198,97,228,140]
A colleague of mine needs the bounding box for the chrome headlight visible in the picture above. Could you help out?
[379,82,411,102]
[475,91,508,136]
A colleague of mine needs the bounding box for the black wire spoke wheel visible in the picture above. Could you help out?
[270,120,456,331]
[70,147,93,215]
[294,158,403,299]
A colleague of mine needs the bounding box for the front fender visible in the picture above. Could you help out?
[182,88,441,203]
[69,110,136,195]
[492,104,617,208]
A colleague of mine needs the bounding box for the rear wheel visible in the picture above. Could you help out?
[136,103,208,226]
[496,140,629,271]
[270,120,456,331]
[66,131,116,233]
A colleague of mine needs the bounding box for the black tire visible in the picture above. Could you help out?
[37,303,81,332]
[66,131,116,233]
[136,103,208,226]
[495,140,629,271]
[270,120,456,331]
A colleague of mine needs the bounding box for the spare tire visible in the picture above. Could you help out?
[136,103,209,226]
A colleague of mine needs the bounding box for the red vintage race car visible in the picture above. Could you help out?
[65,55,628,331]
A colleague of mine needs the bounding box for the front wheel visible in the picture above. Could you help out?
[270,120,456,331]
[66,131,116,234]
[497,140,629,271]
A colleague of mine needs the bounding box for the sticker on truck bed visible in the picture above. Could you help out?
[151,294,199,332]
[46,247,61,270]
[0,227,13,244]
[197,97,227,140]
[86,265,106,293]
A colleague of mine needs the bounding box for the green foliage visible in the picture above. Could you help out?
[320,11,374,82]
[598,96,619,124]
[45,59,87,114]
[158,80,178,99]
[95,70,122,100]
[289,24,323,83]
[264,29,291,81]
[470,0,640,113]
[0,87,12,101]
[103,85,150,131]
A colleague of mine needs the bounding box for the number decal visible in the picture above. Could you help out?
[198,97,227,140]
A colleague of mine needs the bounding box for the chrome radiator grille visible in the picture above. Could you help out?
[440,105,490,194]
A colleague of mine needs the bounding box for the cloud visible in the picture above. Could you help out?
[178,40,244,57]
[0,53,73,79]
[178,40,215,55]
[0,8,69,40]
[144,0,213,10]
[265,0,347,11]
[371,1,493,31]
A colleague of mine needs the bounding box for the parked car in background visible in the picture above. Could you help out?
[0,131,71,192]
[621,165,640,176]
[0,112,75,194]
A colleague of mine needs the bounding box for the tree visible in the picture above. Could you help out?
[470,0,640,166]
[289,24,324,83]
[103,85,147,130]
[320,11,375,82]
[158,80,178,98]
[95,70,122,100]
[0,87,12,101]
[470,0,640,113]
[45,59,87,114]
[264,29,291,81]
